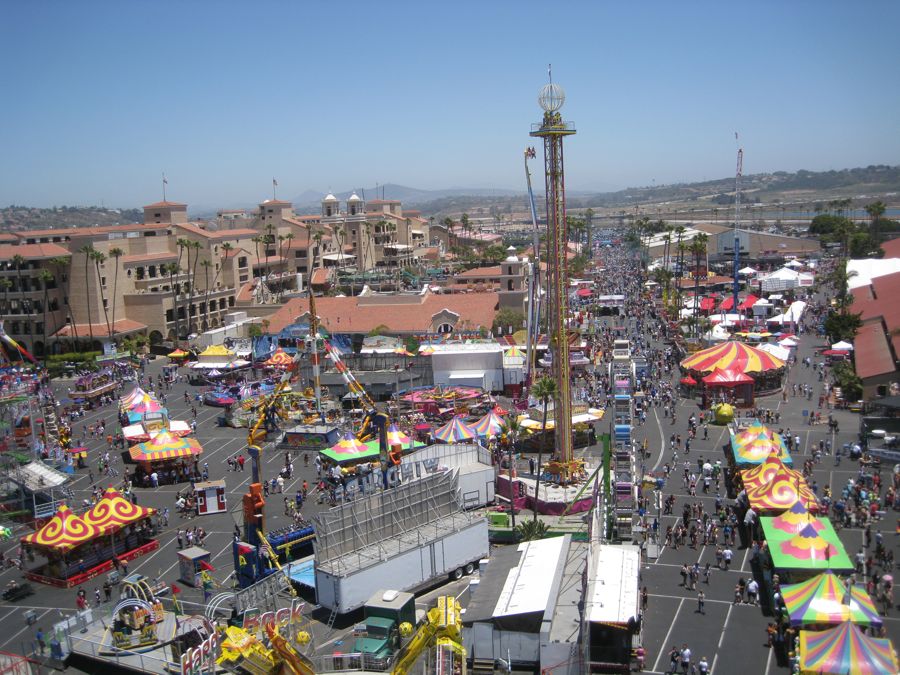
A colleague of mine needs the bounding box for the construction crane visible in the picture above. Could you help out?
[732,135,743,315]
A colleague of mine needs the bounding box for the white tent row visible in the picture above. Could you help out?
[767,300,807,326]
[758,267,814,292]
[757,342,791,362]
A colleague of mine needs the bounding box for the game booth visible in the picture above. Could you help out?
[20,489,158,588]
[128,431,204,486]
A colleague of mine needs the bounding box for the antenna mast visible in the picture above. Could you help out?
[732,137,743,315]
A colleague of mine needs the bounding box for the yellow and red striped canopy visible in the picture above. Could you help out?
[21,504,100,552]
[264,348,294,368]
[130,431,203,462]
[82,487,156,534]
[680,341,785,374]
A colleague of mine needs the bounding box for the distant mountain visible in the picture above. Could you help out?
[0,205,143,231]
[291,183,522,210]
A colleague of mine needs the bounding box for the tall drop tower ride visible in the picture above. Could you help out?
[530,75,577,480]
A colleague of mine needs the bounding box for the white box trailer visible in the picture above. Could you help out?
[315,517,488,615]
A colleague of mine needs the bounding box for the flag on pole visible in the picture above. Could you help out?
[163,174,168,185]
[272,178,278,187]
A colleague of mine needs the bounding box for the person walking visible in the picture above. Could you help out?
[35,627,46,656]
[680,644,692,674]
[667,645,681,675]
[176,528,184,549]
[697,590,705,614]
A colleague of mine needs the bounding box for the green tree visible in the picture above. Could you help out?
[187,240,201,332]
[90,249,113,342]
[367,324,390,337]
[499,414,524,530]
[163,262,181,344]
[0,279,11,317]
[200,259,212,329]
[49,256,76,346]
[108,247,124,343]
[492,308,525,336]
[823,311,862,343]
[531,375,558,522]
[832,360,863,401]
[515,519,549,542]
[865,200,886,224]
[690,233,709,334]
[79,245,96,347]
[247,323,263,338]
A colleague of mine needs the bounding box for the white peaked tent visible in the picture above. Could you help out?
[831,340,854,351]
[739,266,758,275]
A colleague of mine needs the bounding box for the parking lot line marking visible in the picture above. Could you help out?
[651,597,683,673]
[762,638,774,675]
[649,592,740,606]
[0,609,52,652]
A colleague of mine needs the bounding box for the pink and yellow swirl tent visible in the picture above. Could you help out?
[119,386,151,410]
[798,621,897,675]
[745,471,819,513]
[781,572,882,628]
[129,431,203,463]
[760,515,852,572]
[740,452,801,491]
[767,500,825,536]
[264,348,294,369]
[680,340,785,374]
[731,430,792,466]
[432,416,478,443]
[329,432,369,455]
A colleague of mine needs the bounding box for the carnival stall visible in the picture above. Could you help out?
[759,512,853,574]
[744,469,820,514]
[71,370,118,407]
[432,416,478,443]
[190,345,250,372]
[21,491,158,588]
[128,431,203,486]
[701,366,755,407]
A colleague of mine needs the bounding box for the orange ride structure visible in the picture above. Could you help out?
[20,488,158,587]
[530,72,578,484]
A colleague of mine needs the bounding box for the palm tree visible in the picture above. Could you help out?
[187,240,201,333]
[499,415,524,530]
[251,235,263,278]
[91,249,113,342]
[264,223,276,282]
[531,375,558,522]
[516,519,549,542]
[49,256,76,348]
[10,254,26,301]
[37,269,54,363]
[199,259,212,329]
[0,279,11,316]
[690,234,709,335]
[108,247,124,343]
[164,262,181,344]
[79,245,96,347]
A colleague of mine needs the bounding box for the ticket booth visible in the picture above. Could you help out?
[194,480,227,516]
[178,547,210,588]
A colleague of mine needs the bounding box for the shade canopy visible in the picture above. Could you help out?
[21,504,100,552]
[741,453,804,492]
[167,348,189,358]
[385,423,412,447]
[733,422,775,445]
[831,340,854,351]
[119,386,150,409]
[680,375,697,385]
[264,348,294,368]
[760,516,853,571]
[767,499,824,536]
[781,573,882,628]
[745,469,818,513]
[199,344,235,357]
[798,621,897,675]
[680,340,786,374]
[82,487,156,535]
[702,367,755,385]
[329,432,369,455]
[731,430,792,466]
[432,416,478,443]
[472,410,504,438]
[738,294,760,310]
[129,431,203,462]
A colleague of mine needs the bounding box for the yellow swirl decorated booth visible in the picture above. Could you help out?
[20,488,158,588]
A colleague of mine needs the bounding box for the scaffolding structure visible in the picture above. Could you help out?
[313,470,476,576]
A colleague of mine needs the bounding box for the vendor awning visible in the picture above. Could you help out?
[702,367,754,385]
[129,431,203,462]
[798,621,897,674]
[82,487,156,535]
[781,572,882,628]
[21,504,100,552]
[760,516,852,571]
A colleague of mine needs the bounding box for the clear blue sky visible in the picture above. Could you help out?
[2,0,899,209]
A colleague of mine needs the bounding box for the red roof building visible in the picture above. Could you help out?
[851,269,900,398]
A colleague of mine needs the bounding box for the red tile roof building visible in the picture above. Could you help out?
[850,268,900,398]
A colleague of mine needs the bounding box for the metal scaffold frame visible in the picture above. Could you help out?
[313,471,474,575]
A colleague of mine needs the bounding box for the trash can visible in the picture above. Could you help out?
[24,610,36,625]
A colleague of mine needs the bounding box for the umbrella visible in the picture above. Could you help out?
[385,424,412,447]
[329,432,369,455]
[781,573,882,628]
[432,416,478,443]
[472,410,504,438]
[680,375,697,385]
[798,621,898,675]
